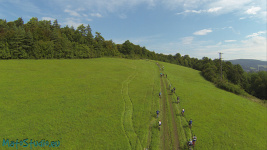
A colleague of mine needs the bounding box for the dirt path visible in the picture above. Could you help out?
[158,63,180,150]
[161,77,171,150]
[164,78,180,150]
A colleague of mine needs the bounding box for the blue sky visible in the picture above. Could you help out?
[0,0,266,60]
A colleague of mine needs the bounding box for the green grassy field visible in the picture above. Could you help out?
[0,58,160,150]
[160,62,267,150]
[0,58,266,150]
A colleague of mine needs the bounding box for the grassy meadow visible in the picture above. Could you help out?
[161,62,267,150]
[0,58,160,150]
[0,58,266,150]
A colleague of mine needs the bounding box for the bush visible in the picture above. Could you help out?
[216,80,247,95]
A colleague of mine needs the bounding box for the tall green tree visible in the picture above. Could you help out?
[94,32,105,57]
[25,17,39,41]
[121,40,134,56]
[14,17,24,27]
[85,24,94,45]
[0,42,11,59]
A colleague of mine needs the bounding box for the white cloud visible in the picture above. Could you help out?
[113,34,161,45]
[192,36,266,60]
[194,29,212,35]
[182,36,194,45]
[51,0,157,13]
[207,7,222,13]
[64,9,80,17]
[146,34,266,60]
[177,7,222,15]
[162,0,208,10]
[225,40,236,42]
[62,18,84,28]
[242,35,266,46]
[222,36,267,60]
[41,17,55,21]
[90,13,103,18]
[246,31,266,38]
[185,10,203,14]
[246,6,261,15]
[174,0,265,22]
[208,0,252,12]
[119,14,127,19]
[48,0,265,23]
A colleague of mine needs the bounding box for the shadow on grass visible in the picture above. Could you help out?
[176,113,184,117]
[152,114,157,118]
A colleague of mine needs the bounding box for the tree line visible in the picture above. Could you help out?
[0,17,266,100]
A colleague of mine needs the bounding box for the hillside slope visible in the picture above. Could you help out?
[161,61,267,149]
[0,58,266,150]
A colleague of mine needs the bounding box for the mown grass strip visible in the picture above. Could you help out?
[146,62,161,150]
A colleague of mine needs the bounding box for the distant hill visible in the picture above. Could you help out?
[227,59,267,72]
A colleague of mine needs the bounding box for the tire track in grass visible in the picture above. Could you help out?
[164,78,180,150]
[145,89,155,149]
[121,67,142,150]
[146,62,160,150]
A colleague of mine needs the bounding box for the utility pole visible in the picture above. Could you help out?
[219,52,223,81]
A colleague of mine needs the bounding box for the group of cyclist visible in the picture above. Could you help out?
[181,104,196,149]
[188,135,197,148]
[157,64,197,149]
[182,105,196,149]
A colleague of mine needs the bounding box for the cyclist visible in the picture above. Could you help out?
[156,110,160,118]
[188,139,193,149]
[193,135,197,146]
[158,120,162,130]
[189,119,192,128]
[181,108,185,116]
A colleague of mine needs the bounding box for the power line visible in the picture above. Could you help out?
[219,52,223,81]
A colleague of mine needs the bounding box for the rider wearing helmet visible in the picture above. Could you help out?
[182,108,185,116]
[156,110,160,118]
[189,119,193,128]
[188,139,193,147]
[193,135,197,146]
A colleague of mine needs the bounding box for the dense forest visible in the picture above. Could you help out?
[0,17,266,100]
